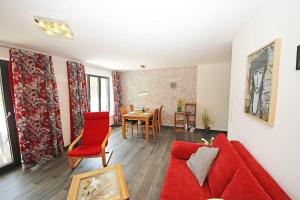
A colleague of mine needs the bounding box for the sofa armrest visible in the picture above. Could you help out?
[171,141,207,160]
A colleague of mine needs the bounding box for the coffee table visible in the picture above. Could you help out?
[67,164,129,200]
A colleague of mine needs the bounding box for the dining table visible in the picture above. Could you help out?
[121,111,153,144]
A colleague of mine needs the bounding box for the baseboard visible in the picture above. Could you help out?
[195,128,227,135]
[111,124,227,135]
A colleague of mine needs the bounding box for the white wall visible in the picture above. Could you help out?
[0,46,112,146]
[197,63,231,131]
[228,0,300,198]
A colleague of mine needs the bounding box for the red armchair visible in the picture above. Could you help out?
[67,112,113,168]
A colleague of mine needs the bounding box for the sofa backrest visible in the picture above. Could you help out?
[231,141,291,200]
[207,134,246,197]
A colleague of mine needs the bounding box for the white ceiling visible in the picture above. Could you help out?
[0,0,265,70]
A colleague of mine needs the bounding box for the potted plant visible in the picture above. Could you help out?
[201,108,213,133]
[176,99,184,112]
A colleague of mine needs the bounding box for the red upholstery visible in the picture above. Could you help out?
[231,141,291,200]
[221,167,272,200]
[208,134,246,197]
[160,154,210,200]
[160,134,289,200]
[68,112,109,157]
[68,144,101,157]
[171,141,206,160]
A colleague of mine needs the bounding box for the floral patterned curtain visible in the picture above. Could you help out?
[67,61,88,142]
[9,48,64,169]
[112,71,122,125]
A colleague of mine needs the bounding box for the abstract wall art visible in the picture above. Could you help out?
[244,39,281,126]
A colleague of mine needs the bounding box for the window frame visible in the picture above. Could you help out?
[86,74,110,112]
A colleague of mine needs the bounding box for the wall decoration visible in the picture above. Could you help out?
[170,82,177,89]
[244,39,281,126]
[296,45,300,70]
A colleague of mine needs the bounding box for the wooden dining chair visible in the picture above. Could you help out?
[158,105,163,132]
[141,108,159,141]
[128,104,134,112]
[120,105,138,136]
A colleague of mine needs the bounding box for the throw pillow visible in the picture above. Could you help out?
[186,146,219,186]
[221,168,272,200]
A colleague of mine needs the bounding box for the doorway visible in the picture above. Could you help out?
[0,60,20,172]
[87,75,110,112]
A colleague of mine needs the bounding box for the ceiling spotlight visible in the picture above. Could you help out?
[34,16,74,39]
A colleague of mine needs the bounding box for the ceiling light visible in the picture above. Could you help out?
[34,16,74,38]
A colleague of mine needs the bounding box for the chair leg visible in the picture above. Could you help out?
[68,157,82,168]
[158,121,161,132]
[102,151,113,167]
[131,125,133,137]
[101,152,107,167]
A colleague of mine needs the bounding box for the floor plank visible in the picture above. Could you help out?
[0,127,216,200]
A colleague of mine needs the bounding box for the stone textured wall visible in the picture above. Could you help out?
[121,66,197,126]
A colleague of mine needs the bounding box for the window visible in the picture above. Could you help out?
[87,75,110,112]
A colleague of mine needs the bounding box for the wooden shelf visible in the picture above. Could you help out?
[185,113,196,115]
[175,120,185,124]
[174,128,185,133]
[174,103,197,133]
[187,121,196,124]
[175,112,185,115]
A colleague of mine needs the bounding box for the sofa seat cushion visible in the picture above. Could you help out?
[208,134,246,198]
[68,144,101,157]
[221,167,272,200]
[160,157,210,200]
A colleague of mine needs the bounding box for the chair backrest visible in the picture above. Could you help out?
[82,112,109,146]
[158,105,163,121]
[152,109,159,124]
[129,104,134,112]
[120,106,127,116]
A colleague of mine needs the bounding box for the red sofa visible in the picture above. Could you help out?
[160,134,290,200]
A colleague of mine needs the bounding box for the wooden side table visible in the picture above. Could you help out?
[67,164,129,200]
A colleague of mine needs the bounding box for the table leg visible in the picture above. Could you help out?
[122,116,126,139]
[146,118,149,144]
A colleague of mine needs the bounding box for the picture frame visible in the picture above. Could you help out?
[244,39,281,126]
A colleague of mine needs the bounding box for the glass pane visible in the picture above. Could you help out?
[0,75,13,167]
[89,76,100,112]
[77,170,120,199]
[100,78,109,112]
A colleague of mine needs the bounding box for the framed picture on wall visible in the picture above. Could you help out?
[244,39,281,126]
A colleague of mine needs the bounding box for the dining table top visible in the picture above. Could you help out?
[122,111,153,117]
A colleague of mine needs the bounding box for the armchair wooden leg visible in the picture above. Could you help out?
[101,151,113,167]
[101,152,107,167]
[68,157,82,168]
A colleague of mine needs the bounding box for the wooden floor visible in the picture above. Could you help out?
[0,127,215,200]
